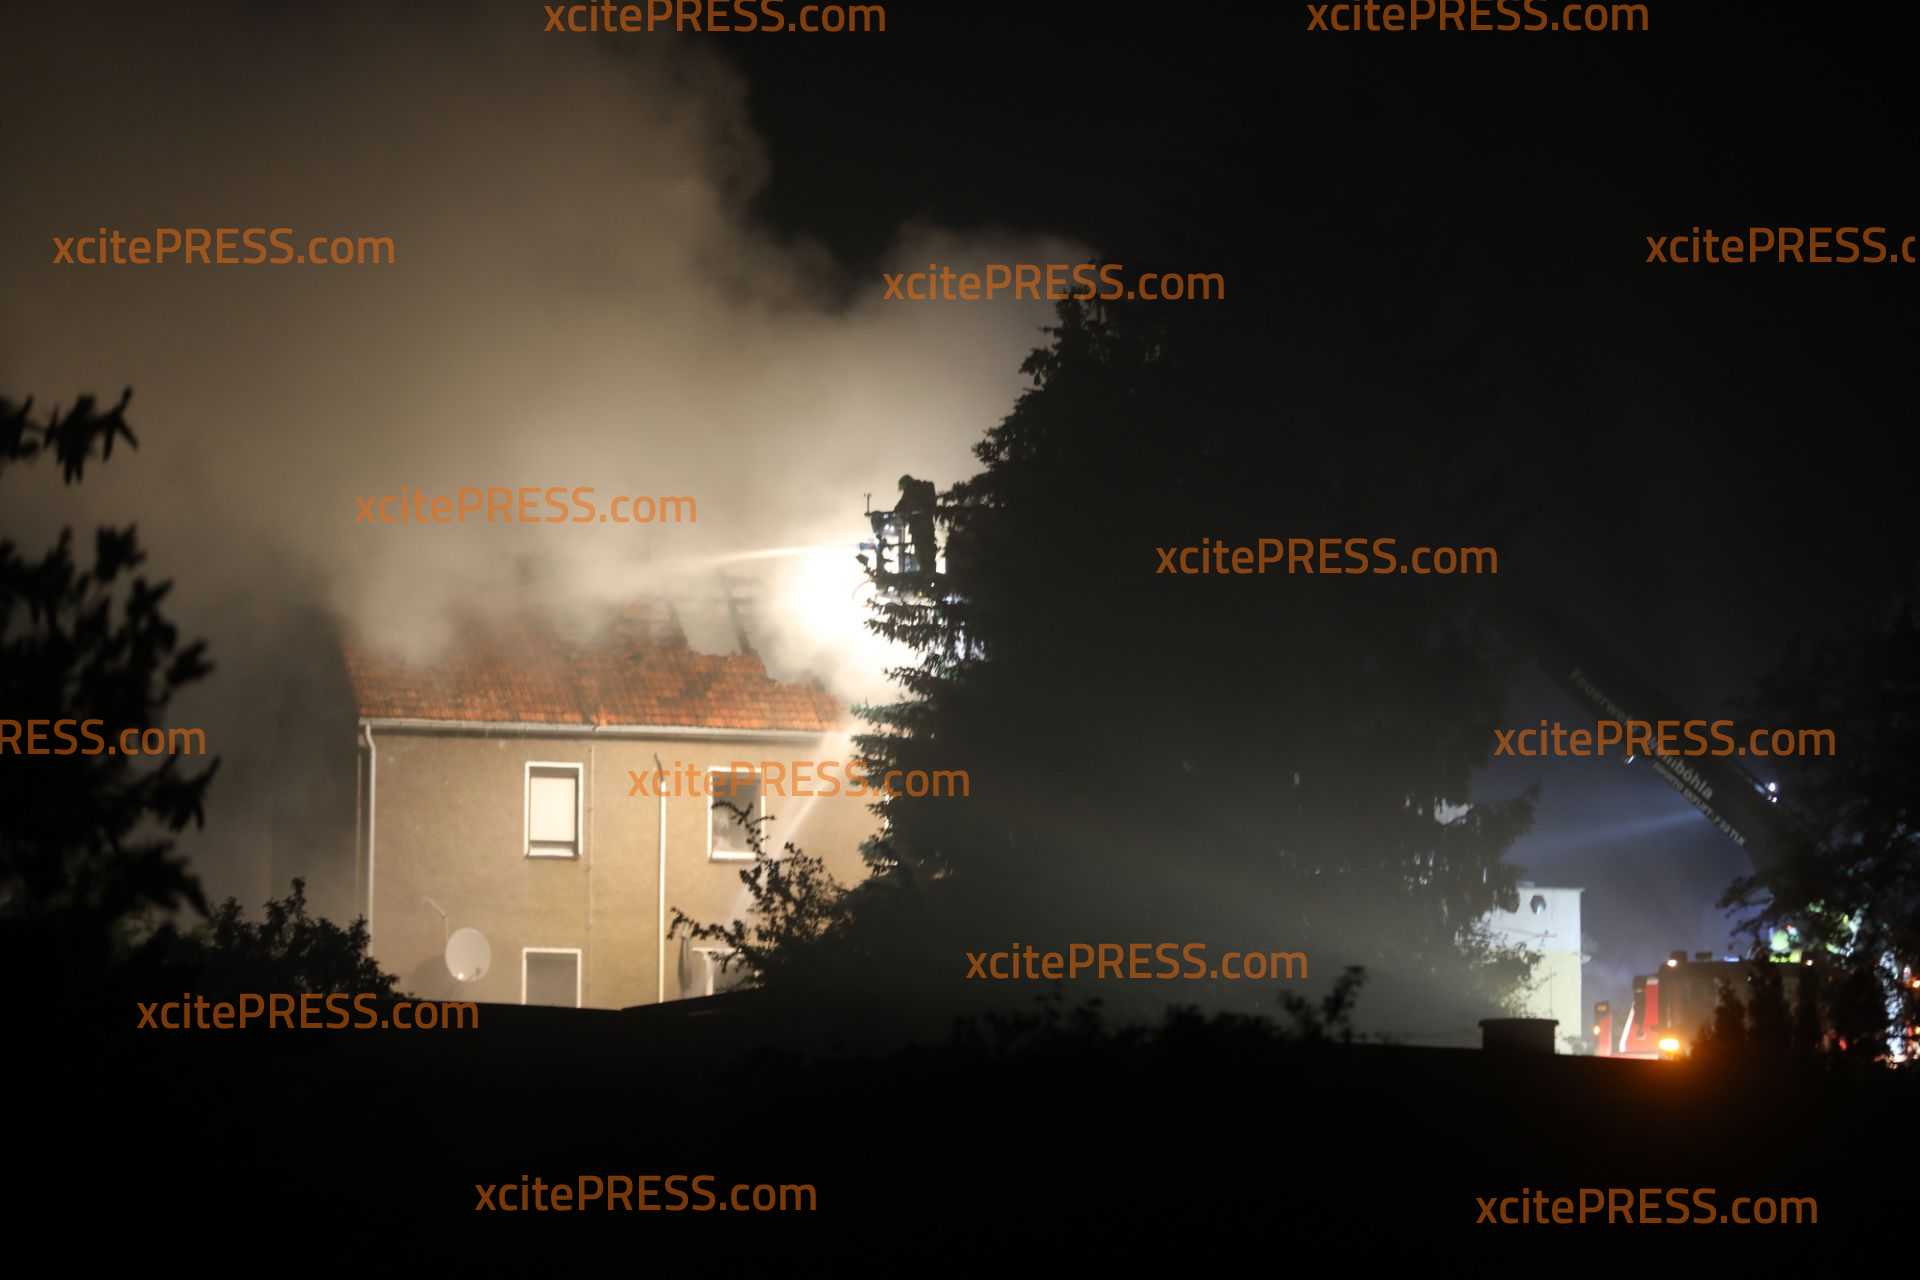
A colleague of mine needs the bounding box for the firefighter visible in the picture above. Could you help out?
[896,474,938,577]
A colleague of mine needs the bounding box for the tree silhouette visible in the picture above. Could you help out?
[1791,962,1825,1058]
[849,296,1536,1027]
[1723,595,1920,1058]
[125,877,400,1001]
[1745,960,1793,1059]
[1,389,219,1019]
[1693,974,1749,1066]
[1278,965,1371,1044]
[667,799,854,997]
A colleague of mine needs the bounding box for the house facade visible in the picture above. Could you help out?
[344,599,879,1010]
[1482,883,1586,1052]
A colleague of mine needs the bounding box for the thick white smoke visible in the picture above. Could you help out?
[1,0,1087,904]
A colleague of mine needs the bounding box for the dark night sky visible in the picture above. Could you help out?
[6,0,1916,1023]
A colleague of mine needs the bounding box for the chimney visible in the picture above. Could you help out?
[1479,1018,1557,1054]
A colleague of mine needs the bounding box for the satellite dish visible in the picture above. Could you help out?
[446,928,491,982]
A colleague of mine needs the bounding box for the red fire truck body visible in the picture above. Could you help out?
[1595,950,1813,1060]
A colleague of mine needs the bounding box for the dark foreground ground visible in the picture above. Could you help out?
[31,991,1910,1274]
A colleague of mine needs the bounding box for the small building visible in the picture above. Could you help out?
[1481,883,1586,1053]
[342,597,879,1009]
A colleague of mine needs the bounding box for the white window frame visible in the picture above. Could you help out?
[706,765,764,863]
[521,946,584,1008]
[524,761,584,860]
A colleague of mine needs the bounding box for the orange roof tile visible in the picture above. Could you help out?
[343,600,845,732]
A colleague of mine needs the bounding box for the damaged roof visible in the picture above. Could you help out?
[343,598,844,732]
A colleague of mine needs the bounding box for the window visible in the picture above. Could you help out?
[526,762,582,859]
[522,948,582,1008]
[707,767,763,861]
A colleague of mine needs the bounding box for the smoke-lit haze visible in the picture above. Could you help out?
[1,1,1083,906]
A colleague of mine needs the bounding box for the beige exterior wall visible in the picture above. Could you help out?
[1524,949,1584,1048]
[360,726,880,1009]
[1482,884,1585,1052]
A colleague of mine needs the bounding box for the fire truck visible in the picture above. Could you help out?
[1593,948,1817,1061]
[1507,602,1920,1061]
[1507,601,1823,1061]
